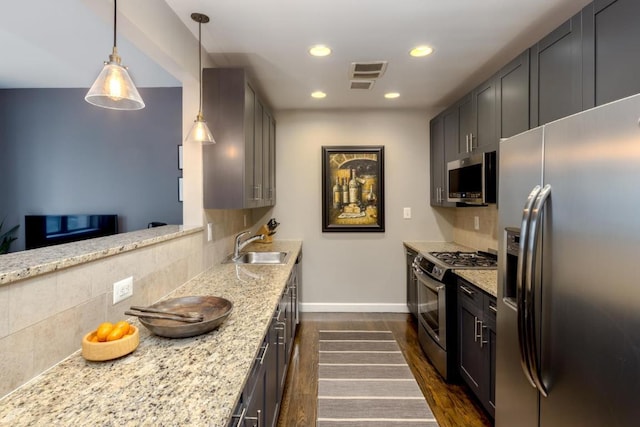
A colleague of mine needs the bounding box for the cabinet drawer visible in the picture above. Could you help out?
[458,278,483,306]
[483,296,497,326]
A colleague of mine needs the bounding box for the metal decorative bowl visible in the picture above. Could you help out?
[137,296,233,338]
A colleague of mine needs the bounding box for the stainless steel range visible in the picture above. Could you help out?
[413,250,497,381]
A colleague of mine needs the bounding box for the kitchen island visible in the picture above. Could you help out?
[0,240,302,427]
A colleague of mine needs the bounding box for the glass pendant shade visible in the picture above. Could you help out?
[186,112,215,144]
[85,48,145,110]
[188,12,215,145]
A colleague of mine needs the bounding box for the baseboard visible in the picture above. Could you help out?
[300,303,409,313]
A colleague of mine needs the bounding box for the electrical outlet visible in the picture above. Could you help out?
[474,216,480,230]
[113,277,133,304]
[207,222,213,242]
[403,207,412,219]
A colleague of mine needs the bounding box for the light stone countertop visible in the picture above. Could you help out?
[0,225,203,286]
[453,269,497,297]
[403,241,498,297]
[0,240,303,427]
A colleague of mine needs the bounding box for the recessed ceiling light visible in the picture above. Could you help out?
[311,91,327,99]
[409,45,434,57]
[385,92,400,99]
[309,45,332,57]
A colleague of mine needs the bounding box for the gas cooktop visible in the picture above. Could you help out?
[413,251,497,281]
[428,251,498,268]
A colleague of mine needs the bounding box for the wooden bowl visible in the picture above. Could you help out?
[81,325,139,361]
[137,296,233,338]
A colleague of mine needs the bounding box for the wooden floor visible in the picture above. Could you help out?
[277,312,493,427]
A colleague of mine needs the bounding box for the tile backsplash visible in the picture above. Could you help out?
[453,205,498,252]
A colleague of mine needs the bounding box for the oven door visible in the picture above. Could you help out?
[415,266,448,351]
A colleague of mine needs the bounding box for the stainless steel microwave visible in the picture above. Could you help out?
[447,151,496,205]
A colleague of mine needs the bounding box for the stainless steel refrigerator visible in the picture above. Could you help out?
[496,93,640,427]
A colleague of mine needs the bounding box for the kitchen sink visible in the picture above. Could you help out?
[225,251,290,265]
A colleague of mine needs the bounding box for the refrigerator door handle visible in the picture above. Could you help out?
[526,184,552,398]
[517,185,541,389]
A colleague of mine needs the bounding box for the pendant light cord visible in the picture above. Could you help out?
[113,0,118,48]
[198,20,203,114]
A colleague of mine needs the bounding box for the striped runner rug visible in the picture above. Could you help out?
[317,329,439,427]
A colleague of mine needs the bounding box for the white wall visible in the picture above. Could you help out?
[273,109,455,312]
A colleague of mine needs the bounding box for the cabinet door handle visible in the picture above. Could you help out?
[258,343,269,365]
[232,407,247,426]
[466,134,470,153]
[474,317,480,343]
[460,285,475,297]
[245,409,262,427]
[469,133,475,151]
[489,303,497,314]
[480,323,488,348]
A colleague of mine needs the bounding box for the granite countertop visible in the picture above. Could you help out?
[0,240,302,427]
[403,241,498,297]
[453,269,497,297]
[0,225,203,286]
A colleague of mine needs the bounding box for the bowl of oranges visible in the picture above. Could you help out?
[82,320,139,361]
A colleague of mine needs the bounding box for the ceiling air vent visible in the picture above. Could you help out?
[350,61,388,79]
[350,80,375,90]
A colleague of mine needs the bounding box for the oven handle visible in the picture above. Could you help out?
[414,267,445,292]
[518,185,541,389]
[526,184,551,397]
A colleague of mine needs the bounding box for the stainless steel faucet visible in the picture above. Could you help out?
[233,230,265,259]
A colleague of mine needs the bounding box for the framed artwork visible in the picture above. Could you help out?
[321,146,385,232]
[178,145,183,170]
[178,177,183,202]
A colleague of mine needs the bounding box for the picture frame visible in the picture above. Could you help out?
[178,145,183,170]
[178,177,183,202]
[322,146,385,232]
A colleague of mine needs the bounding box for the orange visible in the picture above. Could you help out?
[89,335,99,343]
[114,320,130,335]
[106,327,125,341]
[126,326,135,335]
[96,322,114,342]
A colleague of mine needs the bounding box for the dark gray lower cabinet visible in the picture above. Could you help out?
[230,257,300,427]
[457,277,497,419]
[405,247,418,318]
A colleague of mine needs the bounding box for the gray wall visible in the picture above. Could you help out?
[273,109,455,311]
[0,87,182,252]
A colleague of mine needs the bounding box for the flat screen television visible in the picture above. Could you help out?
[25,214,118,250]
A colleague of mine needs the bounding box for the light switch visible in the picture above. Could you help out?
[403,207,412,219]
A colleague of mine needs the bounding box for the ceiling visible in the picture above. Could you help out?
[2,0,591,112]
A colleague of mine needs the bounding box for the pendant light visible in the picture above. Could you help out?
[185,13,215,144]
[85,0,145,110]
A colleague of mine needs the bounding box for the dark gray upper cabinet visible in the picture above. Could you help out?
[473,78,498,153]
[430,114,446,206]
[582,0,640,108]
[497,51,530,139]
[530,12,584,127]
[457,94,474,157]
[202,68,276,209]
[443,106,460,164]
[429,115,444,206]
[430,114,456,207]
[455,78,498,158]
